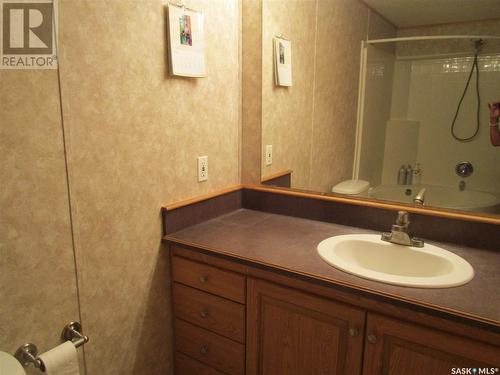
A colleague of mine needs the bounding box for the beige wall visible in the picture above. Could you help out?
[59,0,240,374]
[261,0,317,189]
[2,0,240,374]
[242,0,263,184]
[309,0,376,192]
[0,71,81,375]
[261,0,395,192]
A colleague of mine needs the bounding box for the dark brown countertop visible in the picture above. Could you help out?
[165,208,500,328]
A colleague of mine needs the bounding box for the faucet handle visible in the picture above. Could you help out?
[395,211,409,226]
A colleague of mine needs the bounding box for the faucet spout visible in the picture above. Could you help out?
[413,188,426,205]
[381,211,424,247]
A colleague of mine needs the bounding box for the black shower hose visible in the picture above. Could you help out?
[450,53,480,142]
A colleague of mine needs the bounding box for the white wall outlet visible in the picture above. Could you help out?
[197,156,208,182]
[265,145,273,166]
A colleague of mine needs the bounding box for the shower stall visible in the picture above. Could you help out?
[353,34,500,213]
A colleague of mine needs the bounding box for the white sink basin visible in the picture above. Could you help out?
[317,234,474,288]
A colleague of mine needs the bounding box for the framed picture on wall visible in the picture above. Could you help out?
[167,3,206,77]
[274,36,292,86]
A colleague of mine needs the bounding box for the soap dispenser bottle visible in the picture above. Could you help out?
[397,165,406,185]
[405,165,413,185]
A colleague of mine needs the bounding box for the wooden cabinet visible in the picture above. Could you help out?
[172,255,246,303]
[173,283,245,342]
[170,246,500,375]
[363,313,500,375]
[175,352,226,375]
[175,319,245,375]
[246,278,365,375]
[172,256,246,375]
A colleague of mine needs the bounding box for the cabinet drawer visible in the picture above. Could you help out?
[172,256,245,303]
[175,352,225,375]
[173,283,245,342]
[175,319,245,375]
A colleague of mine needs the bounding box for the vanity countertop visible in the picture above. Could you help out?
[164,208,500,329]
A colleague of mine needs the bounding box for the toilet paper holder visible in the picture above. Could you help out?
[14,321,89,372]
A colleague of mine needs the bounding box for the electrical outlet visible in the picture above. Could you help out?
[265,145,273,166]
[197,156,208,182]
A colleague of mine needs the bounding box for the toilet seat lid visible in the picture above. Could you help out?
[0,351,26,375]
[332,180,370,195]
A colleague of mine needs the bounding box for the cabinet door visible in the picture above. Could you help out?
[363,313,500,375]
[246,278,365,375]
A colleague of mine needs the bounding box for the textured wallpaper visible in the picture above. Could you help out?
[309,0,372,193]
[261,0,395,193]
[57,0,240,374]
[1,1,240,374]
[261,0,317,189]
[0,70,81,374]
[242,0,263,184]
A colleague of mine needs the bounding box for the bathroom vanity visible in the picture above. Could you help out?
[163,186,500,375]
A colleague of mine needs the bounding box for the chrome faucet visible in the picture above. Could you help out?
[413,188,426,205]
[381,211,424,247]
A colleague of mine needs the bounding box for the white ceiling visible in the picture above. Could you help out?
[362,0,500,28]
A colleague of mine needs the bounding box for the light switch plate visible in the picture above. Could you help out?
[265,145,273,166]
[198,156,208,182]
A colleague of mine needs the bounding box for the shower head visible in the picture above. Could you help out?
[474,39,484,53]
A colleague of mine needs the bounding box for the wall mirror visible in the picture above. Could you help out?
[257,0,500,218]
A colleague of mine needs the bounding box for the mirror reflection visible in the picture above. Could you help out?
[260,0,500,216]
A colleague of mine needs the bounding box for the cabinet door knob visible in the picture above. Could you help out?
[367,334,377,344]
[199,275,208,283]
[348,327,359,337]
[200,309,209,318]
[200,345,209,354]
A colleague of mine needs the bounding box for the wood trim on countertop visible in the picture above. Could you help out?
[162,184,243,211]
[242,184,500,225]
[162,183,500,225]
[261,169,293,183]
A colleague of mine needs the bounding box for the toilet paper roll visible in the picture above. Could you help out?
[0,351,26,375]
[38,341,80,375]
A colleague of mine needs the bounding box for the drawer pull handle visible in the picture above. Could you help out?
[348,327,359,337]
[200,345,209,354]
[199,275,208,283]
[200,309,209,318]
[367,334,377,344]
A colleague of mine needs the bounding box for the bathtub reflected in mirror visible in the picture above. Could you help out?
[368,184,500,213]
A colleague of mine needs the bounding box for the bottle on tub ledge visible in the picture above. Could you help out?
[397,165,406,185]
[412,163,422,185]
[405,164,413,185]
